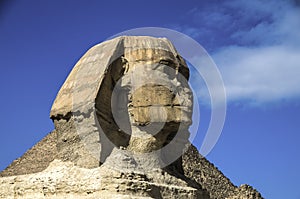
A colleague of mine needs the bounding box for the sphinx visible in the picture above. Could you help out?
[50,36,193,172]
[0,36,263,199]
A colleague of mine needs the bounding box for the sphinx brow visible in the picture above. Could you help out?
[159,58,174,64]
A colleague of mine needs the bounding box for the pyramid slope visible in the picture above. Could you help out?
[0,131,57,177]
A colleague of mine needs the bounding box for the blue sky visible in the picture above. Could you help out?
[0,1,299,198]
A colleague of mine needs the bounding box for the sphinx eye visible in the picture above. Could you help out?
[159,59,174,66]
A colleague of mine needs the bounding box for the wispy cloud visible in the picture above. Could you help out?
[177,0,300,105]
[213,45,300,104]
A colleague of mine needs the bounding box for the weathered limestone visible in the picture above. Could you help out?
[0,134,262,198]
[0,159,210,199]
[50,36,193,169]
[0,36,264,199]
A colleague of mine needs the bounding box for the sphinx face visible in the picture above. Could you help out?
[112,48,193,153]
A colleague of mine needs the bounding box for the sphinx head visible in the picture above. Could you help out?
[51,36,193,168]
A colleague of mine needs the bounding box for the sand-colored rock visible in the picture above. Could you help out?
[49,36,192,168]
[0,159,210,199]
[0,36,263,199]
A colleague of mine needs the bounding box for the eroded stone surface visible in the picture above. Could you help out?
[0,36,264,199]
[0,131,262,199]
[49,36,193,169]
[0,159,209,199]
[226,184,263,199]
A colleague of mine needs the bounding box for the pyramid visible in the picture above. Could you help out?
[0,36,263,199]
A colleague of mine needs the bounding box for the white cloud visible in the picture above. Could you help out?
[186,0,300,105]
[213,45,300,103]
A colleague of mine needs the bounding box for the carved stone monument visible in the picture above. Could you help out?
[0,36,263,199]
